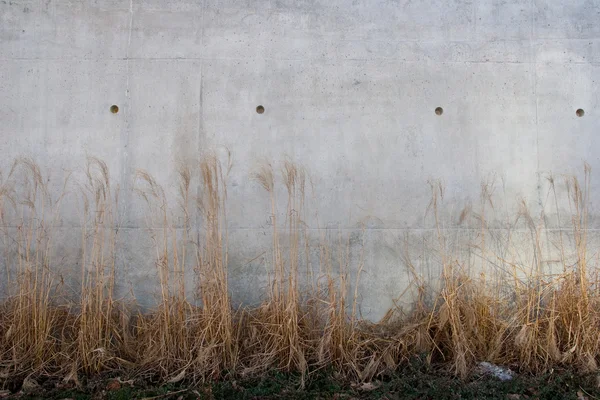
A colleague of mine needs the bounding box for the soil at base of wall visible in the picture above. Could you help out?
[4,364,600,400]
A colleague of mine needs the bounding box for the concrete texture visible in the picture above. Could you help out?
[1,0,599,320]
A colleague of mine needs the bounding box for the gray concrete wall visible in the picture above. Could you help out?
[1,0,599,320]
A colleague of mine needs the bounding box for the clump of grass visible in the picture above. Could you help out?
[0,159,62,378]
[133,166,191,380]
[238,161,310,384]
[74,157,127,374]
[413,164,600,380]
[133,152,235,383]
[0,154,599,390]
[194,152,236,380]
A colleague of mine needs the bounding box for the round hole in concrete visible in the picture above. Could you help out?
[256,105,265,114]
[576,108,585,117]
[110,105,119,114]
[435,107,443,116]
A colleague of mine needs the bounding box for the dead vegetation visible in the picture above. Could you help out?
[0,155,599,390]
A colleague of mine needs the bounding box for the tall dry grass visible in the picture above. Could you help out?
[239,161,310,384]
[0,159,69,379]
[132,153,235,383]
[75,157,126,375]
[0,155,599,389]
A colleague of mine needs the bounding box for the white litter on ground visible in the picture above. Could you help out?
[477,361,515,381]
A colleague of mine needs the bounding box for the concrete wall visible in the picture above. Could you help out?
[1,0,599,320]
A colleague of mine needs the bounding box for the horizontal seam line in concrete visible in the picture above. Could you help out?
[1,57,599,65]
[0,226,596,232]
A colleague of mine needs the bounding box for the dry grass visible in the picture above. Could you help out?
[0,156,599,388]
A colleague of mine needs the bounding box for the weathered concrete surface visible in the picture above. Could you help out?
[1,0,599,319]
